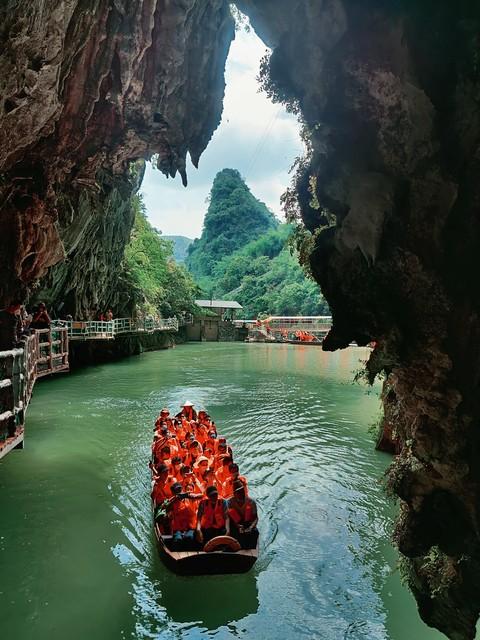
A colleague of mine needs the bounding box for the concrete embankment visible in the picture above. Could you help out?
[68,328,186,368]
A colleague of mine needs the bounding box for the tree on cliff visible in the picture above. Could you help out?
[122,196,198,317]
[210,225,329,317]
[185,168,278,284]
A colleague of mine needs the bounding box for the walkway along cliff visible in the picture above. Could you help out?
[0,327,69,459]
[1,2,480,638]
[0,318,179,459]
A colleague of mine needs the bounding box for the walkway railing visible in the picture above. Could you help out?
[0,327,69,459]
[237,316,333,338]
[53,317,178,341]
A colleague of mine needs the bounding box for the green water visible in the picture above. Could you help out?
[0,343,445,640]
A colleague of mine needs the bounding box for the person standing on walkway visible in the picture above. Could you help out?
[30,302,51,330]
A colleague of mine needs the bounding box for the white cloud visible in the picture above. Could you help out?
[141,26,303,238]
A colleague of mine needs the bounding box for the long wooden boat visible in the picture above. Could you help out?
[154,523,258,576]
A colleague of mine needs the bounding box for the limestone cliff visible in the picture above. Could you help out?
[236,1,480,637]
[34,164,143,317]
[0,0,234,306]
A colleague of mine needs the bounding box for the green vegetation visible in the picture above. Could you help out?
[186,168,278,284]
[186,168,329,318]
[122,196,198,317]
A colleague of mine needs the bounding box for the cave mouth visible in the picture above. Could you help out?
[140,13,303,245]
[2,2,480,638]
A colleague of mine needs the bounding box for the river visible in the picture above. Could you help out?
[0,343,445,640]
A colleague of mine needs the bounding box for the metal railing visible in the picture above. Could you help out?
[0,328,69,458]
[53,317,179,341]
[252,316,332,335]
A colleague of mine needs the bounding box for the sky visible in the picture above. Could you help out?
[140,21,303,239]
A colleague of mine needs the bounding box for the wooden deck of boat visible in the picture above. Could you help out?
[168,547,258,560]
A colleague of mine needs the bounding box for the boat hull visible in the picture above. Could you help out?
[154,524,258,576]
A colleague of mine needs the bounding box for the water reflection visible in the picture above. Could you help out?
[157,571,259,629]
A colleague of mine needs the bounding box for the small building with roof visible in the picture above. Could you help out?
[186,300,245,342]
[194,299,243,321]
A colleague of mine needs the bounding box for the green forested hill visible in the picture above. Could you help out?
[185,169,328,318]
[185,168,278,285]
[163,235,192,262]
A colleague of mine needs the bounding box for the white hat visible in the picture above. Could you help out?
[182,400,194,407]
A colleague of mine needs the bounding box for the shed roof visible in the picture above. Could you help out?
[195,299,243,310]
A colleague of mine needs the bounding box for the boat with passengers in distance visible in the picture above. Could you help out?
[150,403,259,576]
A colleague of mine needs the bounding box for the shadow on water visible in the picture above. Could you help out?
[146,534,259,630]
[157,571,259,629]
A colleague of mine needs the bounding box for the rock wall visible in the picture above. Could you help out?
[0,0,235,306]
[34,164,143,318]
[236,1,480,637]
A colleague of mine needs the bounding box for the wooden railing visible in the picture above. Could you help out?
[0,328,69,460]
[53,316,179,341]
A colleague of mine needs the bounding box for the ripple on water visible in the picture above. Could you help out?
[2,344,445,640]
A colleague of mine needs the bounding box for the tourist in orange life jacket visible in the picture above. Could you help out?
[174,418,186,441]
[168,482,203,550]
[166,432,179,456]
[151,464,174,506]
[175,401,197,421]
[195,422,209,446]
[195,465,212,494]
[204,430,217,454]
[186,440,203,467]
[197,409,210,425]
[179,465,203,494]
[215,455,233,483]
[196,485,230,545]
[187,430,196,441]
[151,440,164,466]
[200,468,220,494]
[193,456,209,481]
[222,463,249,499]
[158,445,172,466]
[152,428,169,462]
[203,445,215,468]
[216,438,233,458]
[228,481,258,549]
[177,440,189,463]
[155,408,172,428]
[152,460,177,489]
[170,455,183,478]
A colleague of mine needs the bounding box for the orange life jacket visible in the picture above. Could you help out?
[200,498,226,529]
[222,475,248,499]
[151,480,171,505]
[195,425,208,445]
[228,497,255,525]
[171,499,197,532]
[216,466,231,486]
